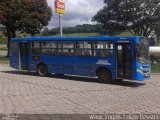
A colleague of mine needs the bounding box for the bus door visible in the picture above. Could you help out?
[116,43,132,79]
[19,43,30,70]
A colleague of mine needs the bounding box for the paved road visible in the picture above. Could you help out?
[0,64,160,116]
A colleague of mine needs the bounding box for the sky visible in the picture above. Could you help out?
[47,0,104,29]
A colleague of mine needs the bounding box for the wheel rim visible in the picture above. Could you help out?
[101,72,108,80]
[38,65,47,75]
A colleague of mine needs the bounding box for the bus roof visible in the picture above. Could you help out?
[11,36,142,42]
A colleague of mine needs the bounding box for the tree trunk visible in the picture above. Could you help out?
[157,35,160,45]
[7,36,10,57]
[155,30,160,46]
[6,26,16,57]
[6,27,11,57]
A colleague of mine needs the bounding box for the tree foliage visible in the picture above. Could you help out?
[0,0,22,38]
[92,0,160,37]
[0,0,52,56]
[18,0,52,36]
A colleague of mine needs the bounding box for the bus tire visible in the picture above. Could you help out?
[37,64,48,77]
[97,68,112,83]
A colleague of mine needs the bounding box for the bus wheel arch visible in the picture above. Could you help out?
[37,63,48,77]
[96,67,112,83]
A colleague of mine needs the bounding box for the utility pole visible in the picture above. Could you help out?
[59,14,63,37]
[55,0,65,37]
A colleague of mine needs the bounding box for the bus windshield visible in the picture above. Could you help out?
[136,38,150,64]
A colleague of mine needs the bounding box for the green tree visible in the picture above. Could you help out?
[92,0,160,37]
[0,0,52,56]
[42,27,49,36]
[19,0,52,36]
[0,0,23,55]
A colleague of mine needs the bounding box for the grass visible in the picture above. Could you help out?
[119,31,132,36]
[151,64,160,73]
[0,32,7,44]
[56,31,131,36]
[0,31,5,37]
[56,31,131,37]
[0,45,7,51]
[55,33,99,37]
[0,57,9,63]
[0,45,8,63]
[0,37,7,44]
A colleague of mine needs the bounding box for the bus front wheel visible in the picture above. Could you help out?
[97,68,112,83]
[37,64,48,77]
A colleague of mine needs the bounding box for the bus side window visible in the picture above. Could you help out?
[83,42,92,56]
[51,42,57,54]
[75,42,83,56]
[32,41,57,55]
[32,42,42,54]
[94,42,101,57]
[45,41,57,54]
[58,42,74,55]
[94,42,113,57]
[64,42,74,55]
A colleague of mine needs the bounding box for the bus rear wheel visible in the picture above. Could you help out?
[37,64,48,77]
[97,68,112,83]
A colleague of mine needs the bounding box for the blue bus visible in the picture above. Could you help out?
[10,36,150,83]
